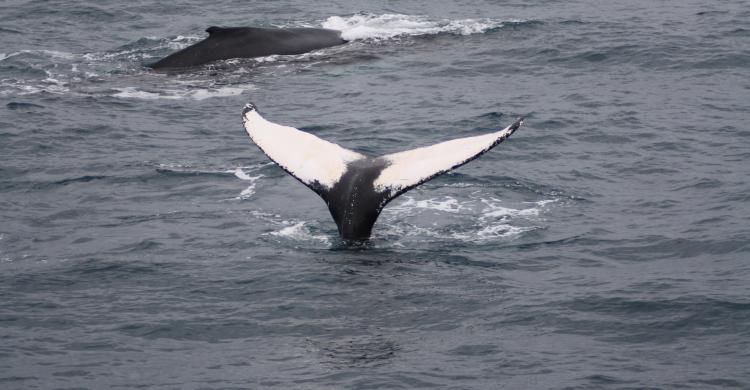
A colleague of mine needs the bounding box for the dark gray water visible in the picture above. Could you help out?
[2,1,750,388]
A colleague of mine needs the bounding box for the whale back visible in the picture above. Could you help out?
[150,26,346,69]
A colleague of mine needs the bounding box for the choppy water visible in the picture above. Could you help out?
[1,1,749,389]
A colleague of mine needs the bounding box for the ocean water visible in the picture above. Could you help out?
[1,1,749,389]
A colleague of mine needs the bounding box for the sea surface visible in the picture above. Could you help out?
[1,1,749,389]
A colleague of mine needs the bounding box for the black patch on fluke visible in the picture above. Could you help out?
[319,158,392,240]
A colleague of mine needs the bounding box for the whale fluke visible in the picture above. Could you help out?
[241,103,523,240]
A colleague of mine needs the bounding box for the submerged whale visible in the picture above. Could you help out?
[149,26,347,69]
[241,103,524,240]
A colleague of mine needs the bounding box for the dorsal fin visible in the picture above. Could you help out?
[205,26,223,35]
[205,26,242,36]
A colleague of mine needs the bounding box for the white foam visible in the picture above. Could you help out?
[271,221,306,237]
[322,14,511,41]
[97,48,143,60]
[248,209,282,224]
[0,81,73,96]
[233,167,255,181]
[42,76,66,87]
[533,199,558,207]
[480,198,540,219]
[1,49,77,60]
[238,186,257,199]
[251,55,281,63]
[112,85,249,101]
[247,209,331,246]
[475,223,528,239]
[387,196,466,214]
[41,50,76,59]
[80,35,200,62]
[3,71,249,100]
[168,35,202,50]
[232,168,263,200]
[380,195,555,243]
[157,163,268,176]
[0,49,76,64]
[269,221,330,244]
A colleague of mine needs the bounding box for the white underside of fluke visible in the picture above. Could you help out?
[373,124,517,192]
[242,107,364,189]
[242,104,520,195]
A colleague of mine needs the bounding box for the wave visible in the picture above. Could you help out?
[0,49,76,62]
[247,192,557,248]
[378,195,553,243]
[322,13,521,41]
[0,13,526,99]
[149,163,270,201]
[232,168,264,200]
[268,221,331,245]
[111,85,251,101]
[154,163,268,177]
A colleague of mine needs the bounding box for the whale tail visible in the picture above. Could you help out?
[241,103,523,240]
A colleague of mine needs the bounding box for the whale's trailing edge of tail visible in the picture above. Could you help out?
[241,103,523,240]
